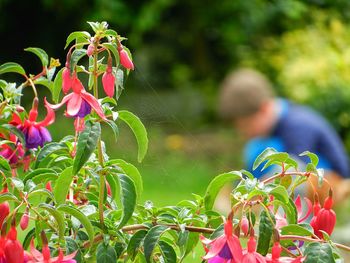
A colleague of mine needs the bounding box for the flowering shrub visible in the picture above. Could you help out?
[0,21,349,262]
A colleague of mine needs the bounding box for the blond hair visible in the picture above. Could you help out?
[219,68,274,120]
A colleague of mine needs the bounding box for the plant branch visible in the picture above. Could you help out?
[280,235,350,252]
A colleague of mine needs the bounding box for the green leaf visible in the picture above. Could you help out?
[65,31,91,49]
[52,68,64,103]
[73,121,101,174]
[34,142,68,168]
[23,168,57,184]
[96,243,117,263]
[1,124,26,147]
[39,203,65,242]
[159,241,177,263]
[34,77,53,92]
[281,224,314,236]
[204,171,242,210]
[115,174,137,228]
[118,110,148,162]
[0,193,19,203]
[53,166,73,205]
[144,225,170,263]
[253,147,277,170]
[10,177,24,191]
[257,210,275,256]
[270,199,297,225]
[57,204,95,246]
[102,43,119,65]
[247,189,268,200]
[109,159,143,201]
[300,151,319,166]
[127,229,148,260]
[105,29,118,37]
[23,168,57,183]
[105,120,119,143]
[65,237,83,263]
[24,47,49,67]
[23,228,36,249]
[28,189,54,201]
[304,243,335,263]
[0,156,11,172]
[69,49,87,74]
[268,185,289,203]
[0,62,26,76]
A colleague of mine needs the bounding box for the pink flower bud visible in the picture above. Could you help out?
[102,68,116,98]
[118,47,134,70]
[62,67,73,94]
[45,181,52,192]
[106,181,112,196]
[20,210,29,230]
[240,216,249,236]
[86,44,95,56]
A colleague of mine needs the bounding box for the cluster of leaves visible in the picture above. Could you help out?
[0,21,349,262]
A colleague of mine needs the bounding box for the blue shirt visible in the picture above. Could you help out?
[245,100,350,178]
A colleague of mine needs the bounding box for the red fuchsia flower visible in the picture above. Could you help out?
[117,44,134,70]
[0,202,9,229]
[12,98,54,149]
[0,133,24,165]
[4,225,24,263]
[272,195,312,230]
[102,57,116,98]
[265,242,304,263]
[29,232,77,263]
[310,191,336,239]
[46,69,106,121]
[241,236,266,263]
[294,195,312,223]
[201,218,243,263]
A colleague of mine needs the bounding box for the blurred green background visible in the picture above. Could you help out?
[2,1,350,260]
[2,0,350,206]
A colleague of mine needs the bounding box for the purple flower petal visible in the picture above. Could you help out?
[218,243,232,259]
[208,256,226,263]
[25,126,42,149]
[73,99,91,118]
[39,127,52,145]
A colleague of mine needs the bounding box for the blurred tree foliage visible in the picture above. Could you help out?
[2,0,350,134]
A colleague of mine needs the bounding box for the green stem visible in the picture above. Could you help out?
[92,52,106,229]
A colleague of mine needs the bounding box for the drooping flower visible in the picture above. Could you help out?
[12,98,55,149]
[46,72,106,120]
[311,191,336,239]
[201,218,243,263]
[241,236,266,263]
[294,195,312,223]
[0,133,24,165]
[117,44,134,70]
[4,226,24,263]
[272,195,312,230]
[29,232,77,263]
[0,202,9,229]
[102,58,116,98]
[265,242,304,263]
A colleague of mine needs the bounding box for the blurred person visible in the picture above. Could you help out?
[218,68,350,204]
